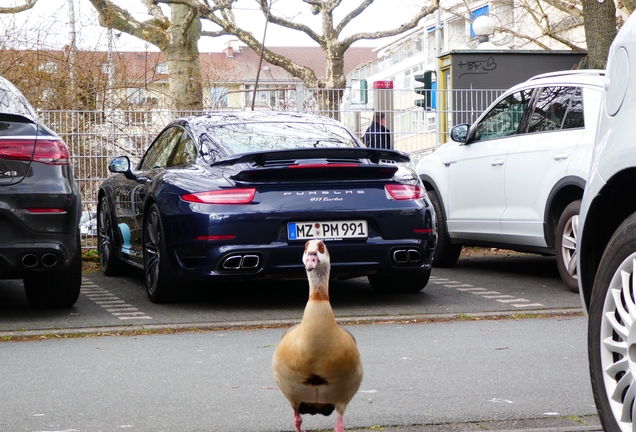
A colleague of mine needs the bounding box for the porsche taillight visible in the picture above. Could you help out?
[385,184,426,200]
[0,138,70,165]
[181,188,256,204]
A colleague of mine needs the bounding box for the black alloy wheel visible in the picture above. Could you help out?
[97,197,125,276]
[143,204,178,303]
[427,189,462,267]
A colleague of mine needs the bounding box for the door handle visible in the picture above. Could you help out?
[491,159,505,166]
[443,161,457,167]
[553,153,569,161]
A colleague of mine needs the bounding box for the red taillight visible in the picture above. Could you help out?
[414,228,433,234]
[33,139,70,165]
[0,138,70,165]
[195,235,236,241]
[181,188,256,204]
[288,163,359,168]
[26,208,67,214]
[385,184,426,200]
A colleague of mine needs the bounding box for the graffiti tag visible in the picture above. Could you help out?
[458,56,498,79]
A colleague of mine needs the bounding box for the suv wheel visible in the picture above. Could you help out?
[428,189,462,267]
[24,231,82,308]
[368,269,431,293]
[588,212,636,432]
[555,200,580,292]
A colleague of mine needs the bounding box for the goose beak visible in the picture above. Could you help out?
[304,253,319,271]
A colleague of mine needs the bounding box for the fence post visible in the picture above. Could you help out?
[296,84,304,113]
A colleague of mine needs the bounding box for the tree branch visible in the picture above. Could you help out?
[335,0,374,35]
[254,0,322,44]
[0,0,39,14]
[340,0,438,48]
[87,0,169,48]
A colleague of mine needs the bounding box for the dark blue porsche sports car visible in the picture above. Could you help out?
[97,111,436,302]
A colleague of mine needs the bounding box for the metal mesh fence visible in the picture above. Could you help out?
[38,87,504,250]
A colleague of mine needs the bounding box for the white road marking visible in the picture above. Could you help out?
[81,277,152,321]
[429,276,544,308]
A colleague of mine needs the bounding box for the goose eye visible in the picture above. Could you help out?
[317,241,325,254]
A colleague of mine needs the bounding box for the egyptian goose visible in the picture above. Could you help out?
[272,239,363,432]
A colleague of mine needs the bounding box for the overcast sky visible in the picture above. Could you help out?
[0,0,428,52]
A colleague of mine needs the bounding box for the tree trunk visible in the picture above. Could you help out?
[581,0,617,68]
[166,5,203,113]
[321,50,346,120]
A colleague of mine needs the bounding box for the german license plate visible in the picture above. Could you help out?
[287,220,368,240]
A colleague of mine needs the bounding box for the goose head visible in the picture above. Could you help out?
[303,239,330,273]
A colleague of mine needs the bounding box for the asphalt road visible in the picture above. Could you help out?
[0,251,584,336]
[0,316,599,432]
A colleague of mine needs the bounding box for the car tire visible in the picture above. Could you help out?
[427,189,461,267]
[143,204,179,303]
[97,196,126,276]
[368,269,431,293]
[24,231,82,308]
[555,200,580,293]
[588,211,636,432]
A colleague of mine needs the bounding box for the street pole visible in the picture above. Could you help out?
[108,27,115,155]
[67,0,77,107]
[435,8,441,149]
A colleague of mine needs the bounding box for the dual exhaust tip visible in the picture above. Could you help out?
[221,254,260,270]
[220,249,420,270]
[21,253,59,269]
[392,248,423,264]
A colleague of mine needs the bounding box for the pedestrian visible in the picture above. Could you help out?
[363,112,391,149]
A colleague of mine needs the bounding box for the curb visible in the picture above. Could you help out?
[0,308,584,339]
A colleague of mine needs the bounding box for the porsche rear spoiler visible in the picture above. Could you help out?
[210,147,410,167]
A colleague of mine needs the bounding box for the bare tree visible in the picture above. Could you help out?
[0,0,38,14]
[85,0,217,112]
[581,0,617,67]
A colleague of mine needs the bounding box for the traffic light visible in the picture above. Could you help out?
[414,70,434,110]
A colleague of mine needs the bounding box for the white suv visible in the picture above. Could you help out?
[416,70,605,292]
[578,13,636,432]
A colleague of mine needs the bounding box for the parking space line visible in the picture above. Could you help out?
[429,276,545,308]
[81,277,152,321]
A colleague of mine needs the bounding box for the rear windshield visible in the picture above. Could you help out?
[207,121,360,155]
[0,79,38,120]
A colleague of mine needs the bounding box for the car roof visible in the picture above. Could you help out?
[181,110,347,128]
[0,76,38,121]
[516,69,606,89]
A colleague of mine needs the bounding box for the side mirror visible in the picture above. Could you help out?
[450,124,469,143]
[109,156,131,173]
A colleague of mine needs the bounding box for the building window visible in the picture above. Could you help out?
[155,62,168,74]
[126,87,147,105]
[211,87,229,108]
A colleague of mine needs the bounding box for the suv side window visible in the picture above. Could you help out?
[473,89,534,141]
[526,86,583,133]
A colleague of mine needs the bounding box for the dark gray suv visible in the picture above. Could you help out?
[0,76,82,307]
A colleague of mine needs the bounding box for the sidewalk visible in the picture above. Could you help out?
[351,415,601,431]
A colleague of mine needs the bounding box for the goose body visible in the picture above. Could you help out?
[272,240,363,432]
